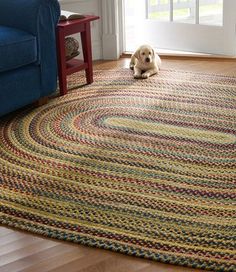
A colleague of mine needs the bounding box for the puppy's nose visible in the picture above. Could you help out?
[145,57,150,63]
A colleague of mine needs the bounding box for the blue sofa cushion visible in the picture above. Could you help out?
[0,26,37,73]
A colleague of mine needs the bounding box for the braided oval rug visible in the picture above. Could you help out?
[0,68,236,271]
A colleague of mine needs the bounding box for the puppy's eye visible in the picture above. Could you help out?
[142,52,145,55]
[149,52,152,55]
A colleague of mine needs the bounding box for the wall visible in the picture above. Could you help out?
[59,0,102,60]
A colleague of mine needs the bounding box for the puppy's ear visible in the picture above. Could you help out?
[152,48,156,58]
[134,49,141,60]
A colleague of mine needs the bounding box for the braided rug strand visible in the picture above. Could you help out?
[0,68,236,271]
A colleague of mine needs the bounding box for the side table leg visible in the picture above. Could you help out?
[81,22,93,84]
[56,27,67,95]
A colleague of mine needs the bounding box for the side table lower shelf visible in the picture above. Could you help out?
[66,59,88,75]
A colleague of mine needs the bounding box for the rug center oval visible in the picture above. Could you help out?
[104,116,234,144]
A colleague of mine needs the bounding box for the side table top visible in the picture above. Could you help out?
[57,15,100,28]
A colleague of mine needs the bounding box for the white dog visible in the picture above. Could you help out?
[130,44,161,79]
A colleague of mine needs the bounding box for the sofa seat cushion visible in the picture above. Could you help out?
[0,26,37,73]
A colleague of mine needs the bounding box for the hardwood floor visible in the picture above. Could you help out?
[1,57,235,272]
[95,56,236,77]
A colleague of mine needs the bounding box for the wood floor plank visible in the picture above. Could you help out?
[0,236,41,255]
[48,249,112,272]
[0,232,27,246]
[77,254,151,272]
[0,239,58,267]
[20,247,89,272]
[0,243,75,272]
[0,226,14,236]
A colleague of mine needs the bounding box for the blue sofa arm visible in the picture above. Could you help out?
[0,0,61,95]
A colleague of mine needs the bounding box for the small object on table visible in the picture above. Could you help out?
[60,10,85,21]
[65,37,80,61]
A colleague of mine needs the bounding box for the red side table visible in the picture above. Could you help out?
[56,15,99,96]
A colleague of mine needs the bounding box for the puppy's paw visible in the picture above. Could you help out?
[129,64,134,70]
[142,72,150,79]
[134,73,142,79]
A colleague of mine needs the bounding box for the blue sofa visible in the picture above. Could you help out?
[0,0,60,117]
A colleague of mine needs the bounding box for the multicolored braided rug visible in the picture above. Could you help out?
[0,68,236,271]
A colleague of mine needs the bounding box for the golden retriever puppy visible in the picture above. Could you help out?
[130,44,161,79]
